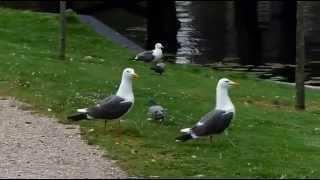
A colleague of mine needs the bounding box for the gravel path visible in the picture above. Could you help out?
[0,97,127,179]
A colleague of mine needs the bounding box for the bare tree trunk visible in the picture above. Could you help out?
[295,1,305,110]
[59,1,66,60]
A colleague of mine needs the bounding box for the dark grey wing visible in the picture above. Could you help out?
[87,96,133,119]
[135,51,154,62]
[98,95,116,104]
[191,110,234,137]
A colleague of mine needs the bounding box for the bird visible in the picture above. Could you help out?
[150,62,166,75]
[148,97,167,122]
[176,78,239,143]
[67,68,139,130]
[130,43,164,63]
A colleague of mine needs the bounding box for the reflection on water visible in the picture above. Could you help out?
[175,1,199,64]
[175,1,227,64]
[89,1,229,65]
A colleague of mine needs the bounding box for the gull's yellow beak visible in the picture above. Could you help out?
[133,73,139,80]
[231,81,240,86]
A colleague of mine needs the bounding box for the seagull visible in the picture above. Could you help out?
[67,68,139,130]
[176,78,239,143]
[150,62,166,75]
[148,97,167,122]
[131,43,164,63]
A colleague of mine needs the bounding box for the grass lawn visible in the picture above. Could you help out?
[0,8,320,178]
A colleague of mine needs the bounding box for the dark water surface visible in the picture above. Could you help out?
[91,1,232,65]
[1,1,320,85]
[89,1,320,86]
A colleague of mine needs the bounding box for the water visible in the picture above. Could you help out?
[1,1,320,85]
[89,1,230,65]
[175,1,227,64]
[108,1,319,86]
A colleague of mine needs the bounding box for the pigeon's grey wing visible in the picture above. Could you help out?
[149,105,165,120]
[191,110,234,137]
[151,66,165,74]
[87,96,132,119]
[136,51,154,62]
[149,105,165,113]
[157,63,166,68]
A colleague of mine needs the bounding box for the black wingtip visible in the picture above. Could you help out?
[129,56,138,61]
[67,113,88,121]
[175,133,193,142]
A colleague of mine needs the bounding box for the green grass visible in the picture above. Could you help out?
[0,7,320,178]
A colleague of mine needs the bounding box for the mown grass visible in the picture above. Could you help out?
[0,7,320,178]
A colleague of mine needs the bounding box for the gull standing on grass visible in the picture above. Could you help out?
[176,78,239,144]
[131,43,164,63]
[67,68,138,130]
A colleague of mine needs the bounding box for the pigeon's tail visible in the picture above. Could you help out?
[176,133,193,142]
[67,113,88,121]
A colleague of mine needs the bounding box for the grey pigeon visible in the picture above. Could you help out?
[150,62,166,75]
[148,97,167,122]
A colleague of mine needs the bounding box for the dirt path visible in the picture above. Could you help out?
[0,97,127,179]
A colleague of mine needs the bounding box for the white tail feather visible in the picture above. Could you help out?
[77,108,88,113]
[180,128,191,133]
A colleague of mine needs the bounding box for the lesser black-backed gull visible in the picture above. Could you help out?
[176,78,239,143]
[131,43,164,63]
[67,68,138,129]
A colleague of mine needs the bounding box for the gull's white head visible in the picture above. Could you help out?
[155,43,164,49]
[122,68,139,80]
[215,78,239,112]
[117,68,138,100]
[217,78,240,89]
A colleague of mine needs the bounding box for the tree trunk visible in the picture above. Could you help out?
[59,1,66,60]
[295,1,305,110]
